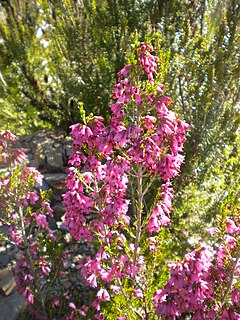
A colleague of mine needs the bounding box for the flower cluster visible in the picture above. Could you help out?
[63,43,189,318]
[154,211,240,320]
[139,43,159,83]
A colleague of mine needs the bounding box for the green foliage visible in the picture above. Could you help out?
[154,0,240,253]
[0,0,146,132]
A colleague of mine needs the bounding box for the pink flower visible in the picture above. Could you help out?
[155,96,172,118]
[41,265,51,276]
[158,153,185,181]
[52,299,60,308]
[96,289,110,301]
[143,116,157,130]
[34,213,49,228]
[139,43,158,83]
[22,167,43,185]
[3,130,17,141]
[23,287,34,304]
[91,299,101,311]
[147,216,161,233]
[148,237,157,252]
[94,313,104,320]
[217,245,227,266]
[109,101,125,118]
[132,289,143,298]
[83,172,93,184]
[156,83,164,93]
[87,274,98,288]
[68,151,85,167]
[206,227,219,236]
[62,43,191,319]
[225,235,236,250]
[134,92,143,105]
[24,274,34,282]
[231,290,240,305]
[27,293,34,304]
[147,203,171,233]
[69,302,76,309]
[226,218,238,234]
[28,191,39,204]
[147,93,155,104]
[118,64,132,78]
[8,225,22,245]
[110,285,120,294]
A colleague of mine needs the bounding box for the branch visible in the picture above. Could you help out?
[178,75,186,117]
[133,165,143,265]
[221,250,240,306]
[200,0,206,35]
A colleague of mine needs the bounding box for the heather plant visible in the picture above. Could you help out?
[154,200,240,319]
[63,43,190,319]
[0,130,87,320]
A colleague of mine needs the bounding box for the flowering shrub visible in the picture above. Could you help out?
[63,43,190,319]
[154,203,240,319]
[0,130,87,319]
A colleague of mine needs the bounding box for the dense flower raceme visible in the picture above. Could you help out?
[0,130,27,166]
[0,131,87,320]
[63,43,190,318]
[154,209,240,320]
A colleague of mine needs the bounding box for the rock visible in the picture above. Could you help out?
[0,291,26,320]
[65,143,73,157]
[46,150,64,170]
[0,225,9,236]
[0,269,16,296]
[0,253,10,267]
[44,173,67,188]
[0,276,15,296]
[0,247,6,254]
[52,203,65,218]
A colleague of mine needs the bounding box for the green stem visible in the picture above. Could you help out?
[133,165,143,266]
[212,250,240,320]
[19,205,48,318]
[221,250,240,305]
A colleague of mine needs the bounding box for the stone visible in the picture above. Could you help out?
[0,291,26,320]
[0,269,11,281]
[0,225,9,235]
[0,253,10,267]
[52,203,65,218]
[46,151,64,170]
[0,275,16,296]
[65,143,73,157]
[44,173,67,187]
[0,247,6,254]
[28,158,42,169]
[0,269,16,296]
